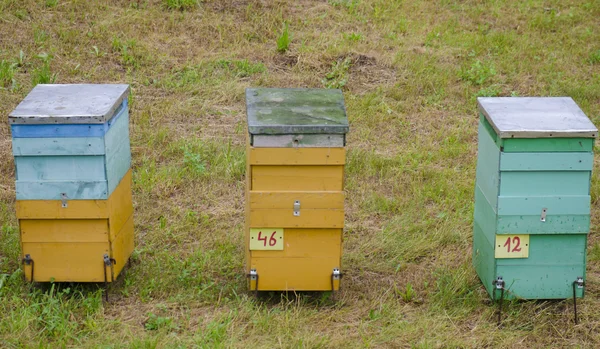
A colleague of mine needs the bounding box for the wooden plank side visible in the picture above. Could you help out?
[108,170,134,241]
[496,234,586,299]
[249,209,344,228]
[473,185,498,246]
[475,122,501,210]
[499,171,591,196]
[497,195,591,216]
[16,199,109,219]
[21,242,110,282]
[497,215,590,234]
[16,180,108,200]
[105,136,132,197]
[249,191,344,209]
[20,219,109,243]
[249,148,345,165]
[500,152,593,171]
[110,213,134,279]
[250,256,341,291]
[15,155,106,181]
[251,165,344,191]
[12,137,106,156]
[251,228,342,258]
[502,138,594,153]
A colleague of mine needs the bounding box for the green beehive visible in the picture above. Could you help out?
[473,97,597,300]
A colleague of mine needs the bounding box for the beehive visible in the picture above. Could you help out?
[9,84,134,282]
[245,88,349,291]
[473,97,597,299]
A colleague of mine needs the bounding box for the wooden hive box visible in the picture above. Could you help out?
[473,97,597,300]
[245,88,349,291]
[9,84,134,282]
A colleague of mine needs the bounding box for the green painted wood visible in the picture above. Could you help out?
[500,152,593,171]
[475,122,500,210]
[496,234,586,299]
[502,138,594,152]
[497,215,590,234]
[473,186,498,245]
[497,195,590,216]
[500,171,591,196]
[105,137,131,196]
[472,221,497,299]
[12,137,106,156]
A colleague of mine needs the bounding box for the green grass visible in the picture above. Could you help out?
[1,0,600,347]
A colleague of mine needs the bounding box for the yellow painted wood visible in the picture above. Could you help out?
[110,213,134,279]
[22,242,110,282]
[249,209,344,228]
[249,148,345,165]
[20,219,108,243]
[107,171,133,241]
[495,234,530,258]
[249,228,284,250]
[16,199,109,219]
[251,165,344,191]
[249,191,344,209]
[251,229,342,258]
[250,257,341,291]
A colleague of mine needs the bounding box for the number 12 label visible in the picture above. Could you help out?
[495,234,529,258]
[250,228,284,250]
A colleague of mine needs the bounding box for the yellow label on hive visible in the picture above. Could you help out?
[249,228,284,250]
[495,234,529,258]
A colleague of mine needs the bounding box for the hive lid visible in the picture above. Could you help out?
[9,84,130,124]
[477,97,597,139]
[246,88,349,135]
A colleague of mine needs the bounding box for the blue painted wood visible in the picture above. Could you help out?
[500,152,593,171]
[16,181,108,200]
[475,122,500,210]
[500,171,591,196]
[13,107,131,200]
[10,100,127,138]
[497,195,590,216]
[15,156,105,181]
[12,137,106,156]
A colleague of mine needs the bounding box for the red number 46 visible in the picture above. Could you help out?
[257,231,278,247]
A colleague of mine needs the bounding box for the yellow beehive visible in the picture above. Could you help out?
[245,88,349,291]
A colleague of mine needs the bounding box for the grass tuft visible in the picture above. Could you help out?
[276,22,290,53]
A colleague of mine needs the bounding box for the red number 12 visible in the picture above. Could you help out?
[503,236,521,253]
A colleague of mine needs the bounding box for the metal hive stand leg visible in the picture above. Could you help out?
[492,276,505,327]
[573,277,584,324]
[22,254,34,283]
[103,254,117,302]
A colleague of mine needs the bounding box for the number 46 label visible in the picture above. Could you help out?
[250,228,284,250]
[495,234,529,258]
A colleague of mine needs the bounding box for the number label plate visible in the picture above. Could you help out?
[249,228,284,250]
[495,234,529,258]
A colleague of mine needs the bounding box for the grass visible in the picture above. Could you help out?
[0,0,600,347]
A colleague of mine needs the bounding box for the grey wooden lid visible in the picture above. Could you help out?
[477,97,597,138]
[246,88,349,135]
[9,84,130,124]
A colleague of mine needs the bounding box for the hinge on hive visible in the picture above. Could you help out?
[60,193,68,208]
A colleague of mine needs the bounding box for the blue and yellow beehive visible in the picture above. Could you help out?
[473,97,597,300]
[9,84,134,283]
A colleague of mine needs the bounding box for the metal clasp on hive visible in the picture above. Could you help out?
[61,193,68,208]
[293,200,300,216]
[540,208,547,222]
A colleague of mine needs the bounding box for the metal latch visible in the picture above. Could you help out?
[493,276,505,289]
[61,193,68,208]
[249,269,257,281]
[540,208,547,222]
[293,200,300,216]
[332,268,341,280]
[575,276,584,289]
